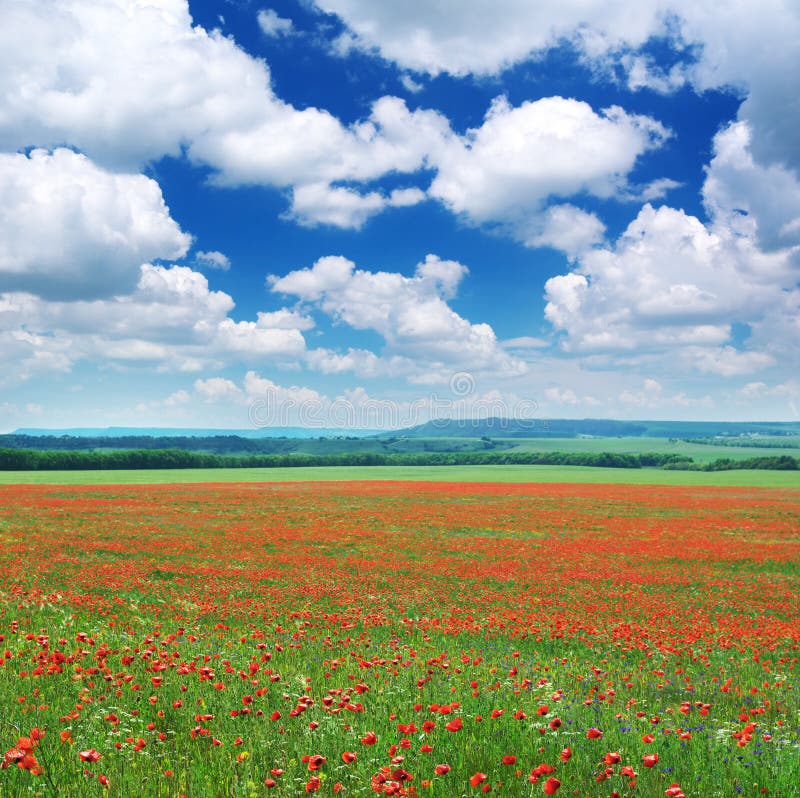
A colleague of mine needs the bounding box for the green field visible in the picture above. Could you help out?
[505,435,800,462]
[1,463,799,486]
[2,477,799,796]
[6,432,800,463]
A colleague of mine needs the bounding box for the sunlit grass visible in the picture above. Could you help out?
[1,464,799,486]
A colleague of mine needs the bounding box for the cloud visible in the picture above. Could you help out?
[703,121,800,252]
[0,325,74,386]
[255,308,316,331]
[739,381,768,399]
[257,9,294,37]
[304,347,414,378]
[164,389,190,406]
[156,370,540,430]
[269,254,526,380]
[621,54,688,94]
[733,379,800,417]
[502,336,549,350]
[0,1,447,228]
[400,74,424,93]
[0,264,310,380]
[616,378,713,410]
[0,148,190,300]
[194,377,244,402]
[544,386,580,406]
[521,204,606,259]
[0,0,267,168]
[199,93,450,211]
[747,288,800,371]
[194,250,231,271]
[312,0,668,77]
[619,177,683,203]
[543,199,795,376]
[0,250,525,390]
[312,1,800,186]
[539,122,800,381]
[288,183,426,229]
[243,371,327,405]
[427,96,667,245]
[618,378,660,407]
[0,3,673,235]
[688,346,775,378]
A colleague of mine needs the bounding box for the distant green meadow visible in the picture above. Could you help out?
[1,463,799,486]
[504,436,800,463]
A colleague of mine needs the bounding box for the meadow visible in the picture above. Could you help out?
[1,478,799,797]
[503,438,800,465]
[2,464,800,487]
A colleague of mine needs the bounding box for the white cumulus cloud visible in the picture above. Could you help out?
[257,9,294,37]
[0,3,673,235]
[195,251,231,271]
[312,0,800,173]
[543,200,795,376]
[270,254,526,381]
[427,96,666,249]
[0,264,311,379]
[0,148,190,299]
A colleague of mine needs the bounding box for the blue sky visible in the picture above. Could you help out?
[1,0,799,431]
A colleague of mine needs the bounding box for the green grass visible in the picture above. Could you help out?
[2,476,798,796]
[505,435,800,463]
[1,464,799,486]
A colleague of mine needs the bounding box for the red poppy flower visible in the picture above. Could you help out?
[435,763,451,775]
[306,755,326,771]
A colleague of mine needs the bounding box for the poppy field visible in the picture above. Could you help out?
[1,480,799,798]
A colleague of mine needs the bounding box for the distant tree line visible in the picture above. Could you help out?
[1,448,795,471]
[0,434,312,454]
[664,455,799,471]
[680,437,800,450]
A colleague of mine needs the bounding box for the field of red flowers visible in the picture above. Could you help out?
[1,480,798,798]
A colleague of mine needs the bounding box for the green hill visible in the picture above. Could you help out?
[385,418,800,438]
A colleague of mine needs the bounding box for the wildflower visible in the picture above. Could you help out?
[543,777,561,795]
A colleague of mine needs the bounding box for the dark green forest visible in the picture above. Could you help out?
[0,448,796,471]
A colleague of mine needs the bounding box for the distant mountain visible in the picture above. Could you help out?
[11,419,800,443]
[12,426,377,439]
[382,418,800,439]
[381,418,647,438]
